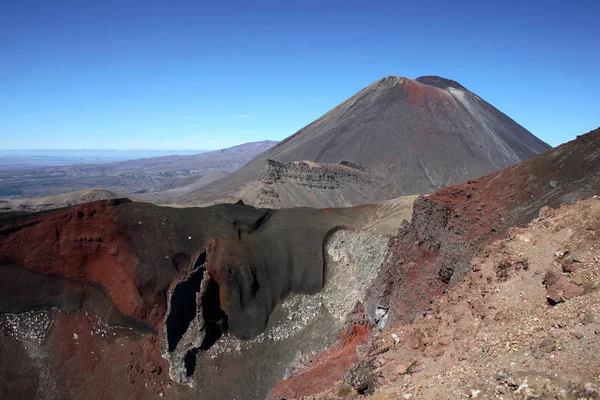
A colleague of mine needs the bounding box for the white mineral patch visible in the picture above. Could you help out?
[0,310,54,346]
[323,230,388,320]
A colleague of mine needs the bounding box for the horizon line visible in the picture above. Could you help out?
[0,148,209,151]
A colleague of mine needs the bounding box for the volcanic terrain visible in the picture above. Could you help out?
[225,160,395,209]
[179,75,550,208]
[0,128,598,399]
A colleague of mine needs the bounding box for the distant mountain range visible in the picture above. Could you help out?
[0,149,210,169]
[0,141,277,202]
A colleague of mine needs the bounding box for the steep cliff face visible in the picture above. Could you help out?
[181,75,550,207]
[366,128,600,327]
[227,160,395,208]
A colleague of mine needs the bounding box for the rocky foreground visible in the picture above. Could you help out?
[273,196,600,399]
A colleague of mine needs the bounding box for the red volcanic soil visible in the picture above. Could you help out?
[404,77,452,106]
[0,198,370,399]
[431,127,599,239]
[368,127,600,326]
[0,200,148,320]
[0,308,178,400]
[49,311,170,398]
[267,311,370,399]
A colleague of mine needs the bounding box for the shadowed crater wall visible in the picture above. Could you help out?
[0,198,364,392]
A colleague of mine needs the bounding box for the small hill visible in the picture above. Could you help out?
[0,188,122,212]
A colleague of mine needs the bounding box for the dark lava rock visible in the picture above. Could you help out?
[543,270,584,305]
[345,359,379,395]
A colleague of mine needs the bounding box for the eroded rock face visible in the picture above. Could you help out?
[261,159,374,187]
[366,128,600,327]
[162,247,214,385]
[228,159,393,208]
[159,228,390,387]
[325,230,388,321]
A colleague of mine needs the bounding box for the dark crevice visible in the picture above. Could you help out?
[357,386,369,395]
[163,245,231,384]
[199,277,228,350]
[164,245,232,384]
[184,348,199,377]
[165,250,207,352]
[191,251,206,271]
[250,269,259,295]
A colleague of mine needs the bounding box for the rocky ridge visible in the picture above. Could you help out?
[227,160,394,208]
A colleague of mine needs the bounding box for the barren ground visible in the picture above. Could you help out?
[300,197,600,399]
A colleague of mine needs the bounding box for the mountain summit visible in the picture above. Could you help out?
[180,76,551,207]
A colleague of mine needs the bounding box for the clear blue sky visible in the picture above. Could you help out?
[1,0,598,150]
